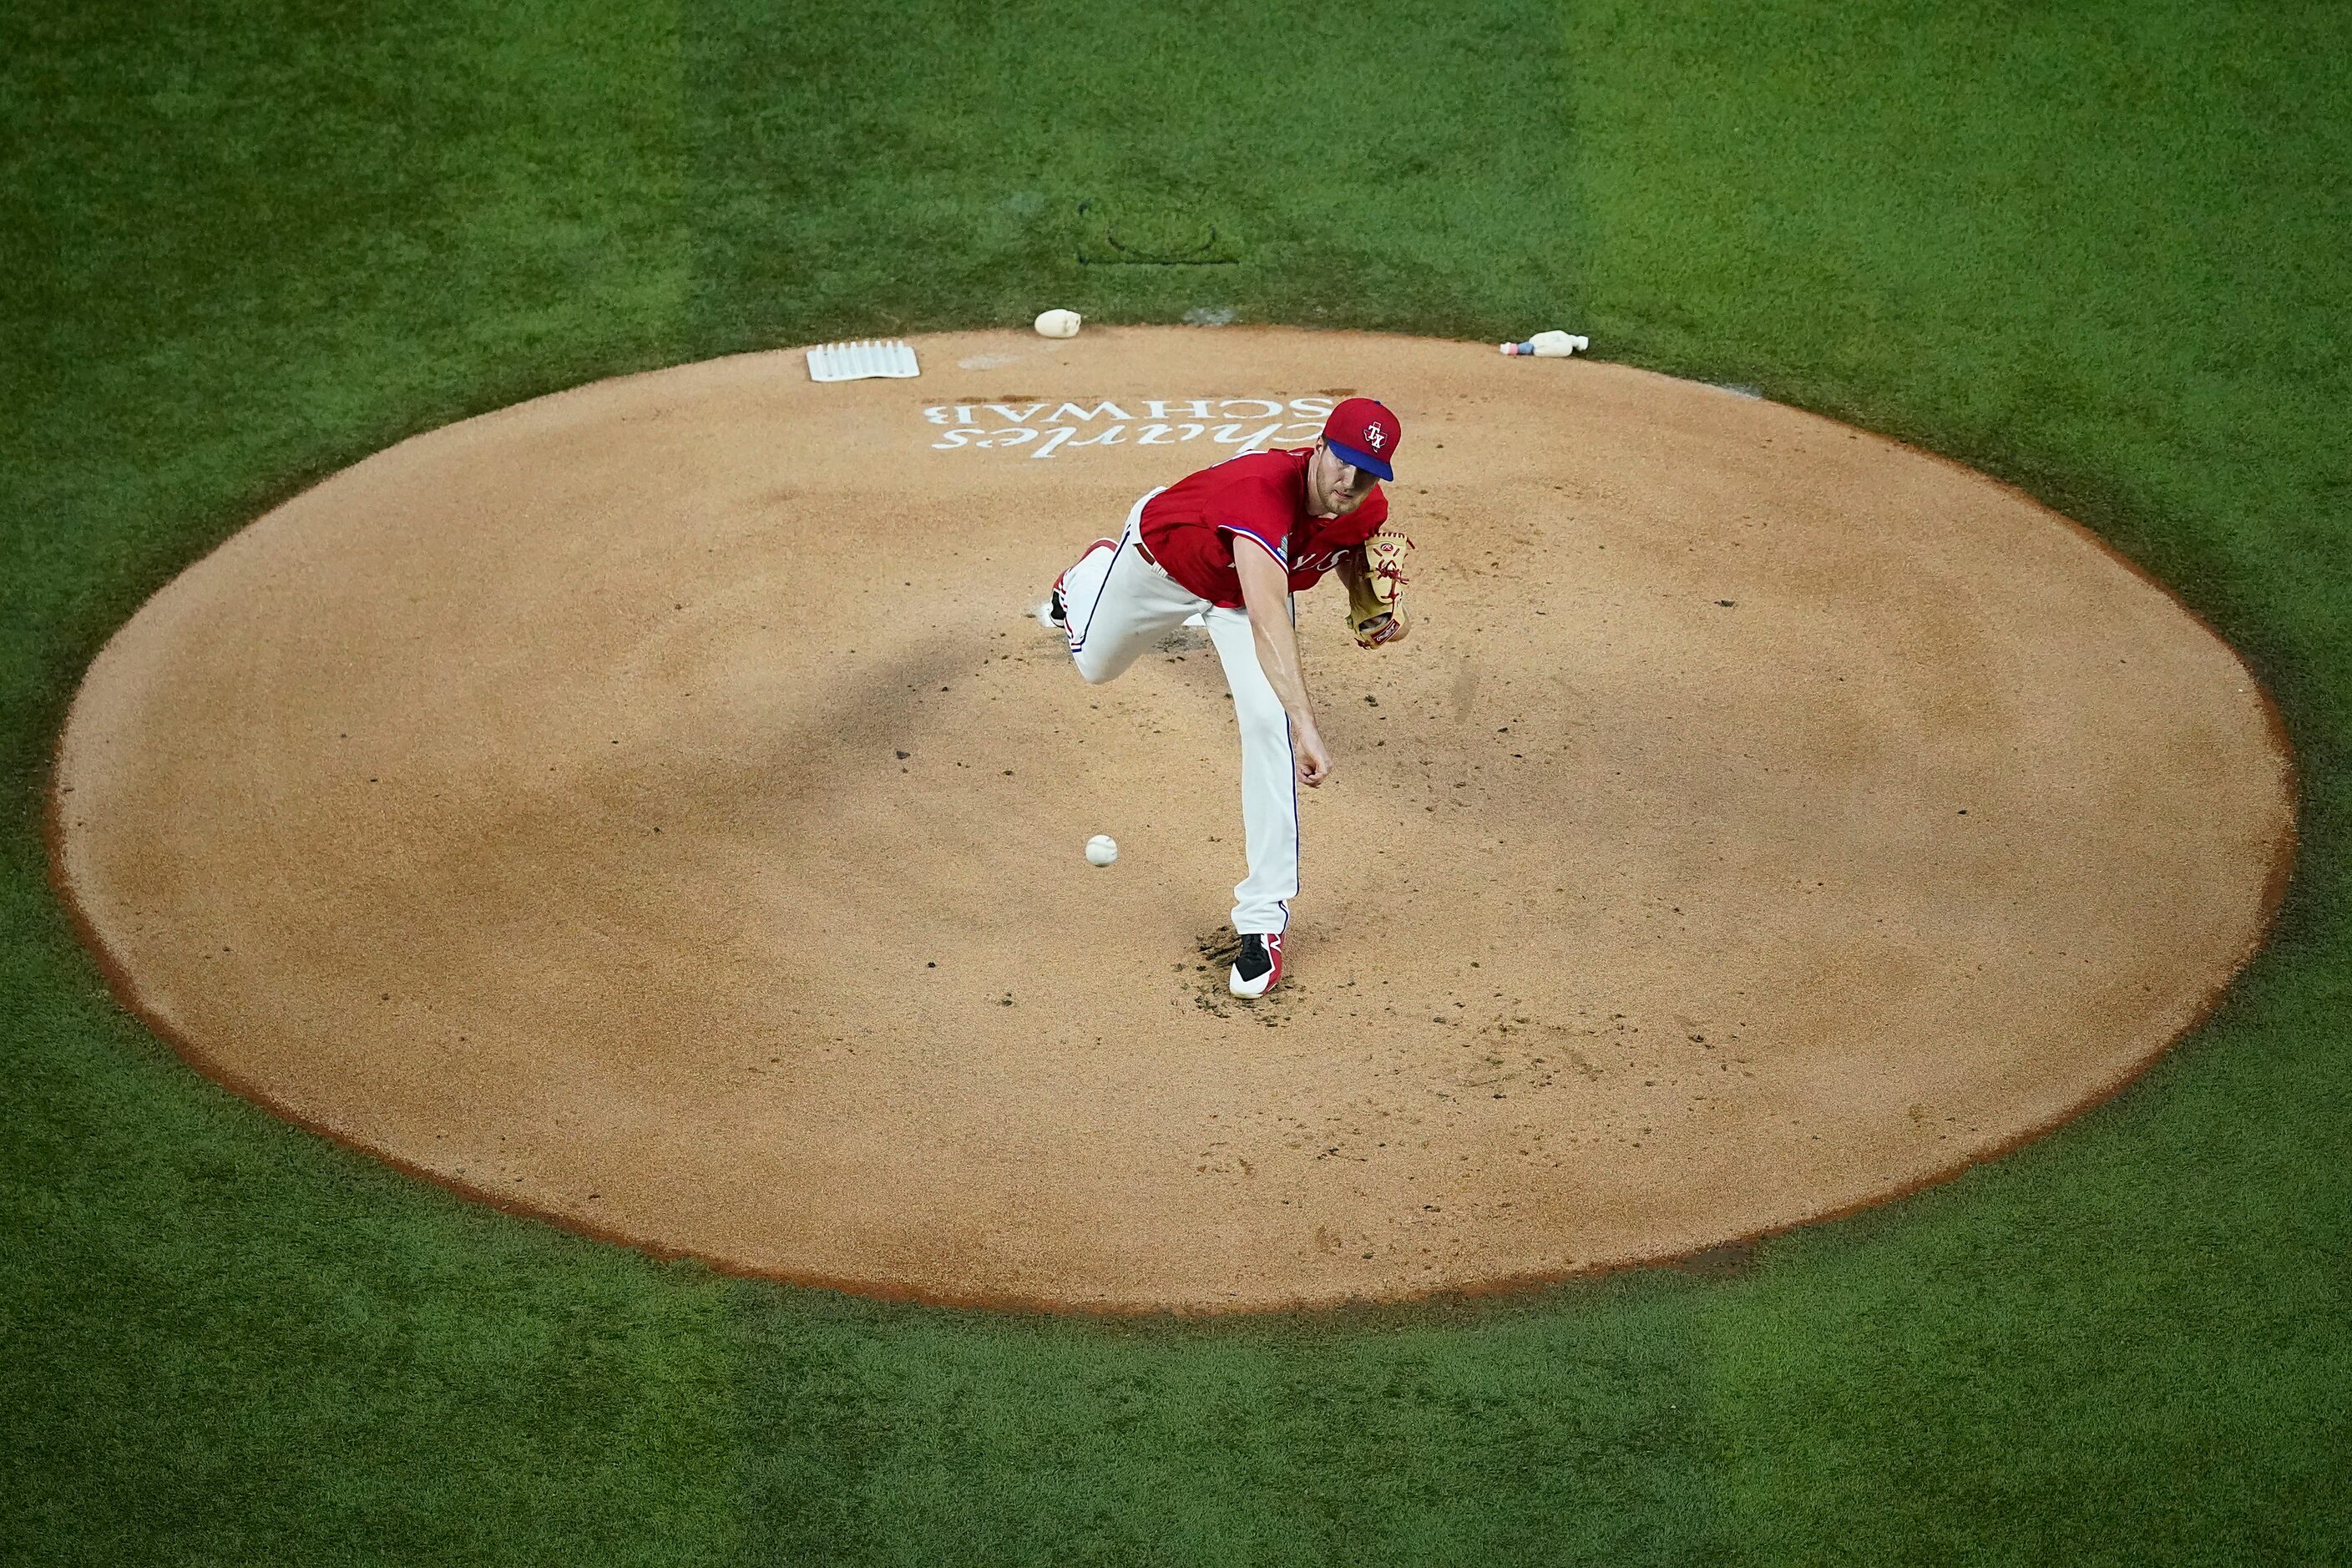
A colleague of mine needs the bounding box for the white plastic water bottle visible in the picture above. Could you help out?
[1500,331,1589,357]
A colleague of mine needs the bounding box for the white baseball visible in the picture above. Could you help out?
[1034,308,1082,339]
[1085,833,1118,867]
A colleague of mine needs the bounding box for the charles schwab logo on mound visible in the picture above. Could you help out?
[922,396,1337,459]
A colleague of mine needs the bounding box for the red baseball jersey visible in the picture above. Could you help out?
[1137,448,1392,608]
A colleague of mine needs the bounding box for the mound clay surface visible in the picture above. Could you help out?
[53,327,2292,1312]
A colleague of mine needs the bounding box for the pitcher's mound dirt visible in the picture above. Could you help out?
[52,328,2293,1313]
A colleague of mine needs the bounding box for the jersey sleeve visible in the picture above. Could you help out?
[1221,522,1287,569]
[1215,471,1295,566]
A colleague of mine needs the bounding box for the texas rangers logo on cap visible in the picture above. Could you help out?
[1323,397,1401,481]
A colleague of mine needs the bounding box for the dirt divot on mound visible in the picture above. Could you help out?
[51,328,2294,1313]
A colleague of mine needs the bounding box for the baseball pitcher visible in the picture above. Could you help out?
[1040,397,1410,997]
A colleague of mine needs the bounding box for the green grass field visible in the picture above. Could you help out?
[5,0,2347,1561]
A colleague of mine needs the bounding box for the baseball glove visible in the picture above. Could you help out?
[1344,526,1414,648]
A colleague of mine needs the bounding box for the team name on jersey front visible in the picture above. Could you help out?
[1138,448,1390,608]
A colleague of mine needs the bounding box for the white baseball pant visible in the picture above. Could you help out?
[1059,491,1298,938]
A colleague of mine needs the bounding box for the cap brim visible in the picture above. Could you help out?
[1325,438,1393,481]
